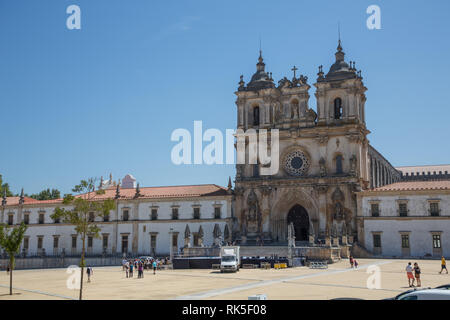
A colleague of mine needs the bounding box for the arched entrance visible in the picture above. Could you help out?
[287,205,309,241]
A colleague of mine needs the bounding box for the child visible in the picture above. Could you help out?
[354,259,359,269]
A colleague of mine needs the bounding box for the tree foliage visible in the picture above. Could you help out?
[29,188,61,201]
[0,222,28,295]
[51,178,115,300]
[0,174,13,197]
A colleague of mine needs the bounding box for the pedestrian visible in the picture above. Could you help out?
[129,262,134,278]
[349,256,354,268]
[86,266,93,282]
[354,259,358,269]
[406,262,415,287]
[139,262,144,278]
[414,262,421,287]
[125,261,130,278]
[440,256,448,274]
[153,259,157,275]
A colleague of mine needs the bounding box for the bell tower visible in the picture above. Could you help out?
[315,40,367,127]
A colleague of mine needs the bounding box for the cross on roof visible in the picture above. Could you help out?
[291,66,298,79]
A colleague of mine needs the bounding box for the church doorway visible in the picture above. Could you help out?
[287,205,309,241]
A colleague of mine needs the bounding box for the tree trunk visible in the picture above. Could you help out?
[79,233,86,300]
[9,257,14,295]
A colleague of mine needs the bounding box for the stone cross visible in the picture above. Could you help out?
[291,66,298,79]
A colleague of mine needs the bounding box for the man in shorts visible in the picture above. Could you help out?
[440,256,448,274]
[406,262,414,287]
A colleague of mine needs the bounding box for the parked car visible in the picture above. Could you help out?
[394,288,450,300]
[435,284,450,290]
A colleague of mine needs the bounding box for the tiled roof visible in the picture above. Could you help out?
[372,180,450,192]
[396,164,450,175]
[77,184,229,200]
[2,184,228,207]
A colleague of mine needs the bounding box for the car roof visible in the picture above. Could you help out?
[400,289,450,299]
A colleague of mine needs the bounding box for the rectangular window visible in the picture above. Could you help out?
[54,215,60,223]
[399,203,408,217]
[88,236,93,248]
[150,235,157,250]
[433,235,442,249]
[24,214,29,225]
[23,237,29,250]
[88,212,95,222]
[53,237,59,249]
[172,208,179,220]
[123,210,129,221]
[172,234,178,248]
[430,202,440,216]
[193,233,199,246]
[103,214,109,222]
[214,207,221,219]
[37,237,43,249]
[151,208,158,220]
[193,207,200,219]
[370,204,379,217]
[122,235,128,253]
[373,234,381,248]
[39,213,45,224]
[8,214,13,225]
[72,236,77,249]
[401,235,410,248]
[102,235,108,249]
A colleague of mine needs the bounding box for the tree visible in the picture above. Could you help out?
[0,223,28,295]
[30,188,61,201]
[0,174,13,197]
[51,178,115,300]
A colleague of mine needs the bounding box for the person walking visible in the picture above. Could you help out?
[349,256,354,268]
[414,262,421,287]
[354,259,359,269]
[129,261,134,278]
[152,259,157,275]
[125,261,130,278]
[139,262,144,278]
[86,266,93,283]
[440,256,448,274]
[406,262,415,287]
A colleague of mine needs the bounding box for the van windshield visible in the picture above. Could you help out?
[222,255,236,262]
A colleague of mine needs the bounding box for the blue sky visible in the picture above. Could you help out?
[1,0,449,195]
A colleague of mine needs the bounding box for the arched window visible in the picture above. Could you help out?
[253,106,260,126]
[336,155,343,174]
[334,98,343,120]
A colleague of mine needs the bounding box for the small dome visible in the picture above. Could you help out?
[122,174,137,189]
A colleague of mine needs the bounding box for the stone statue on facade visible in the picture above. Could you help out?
[349,155,357,176]
[319,157,327,177]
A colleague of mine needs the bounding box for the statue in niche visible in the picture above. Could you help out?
[319,157,327,177]
[349,155,357,175]
[247,189,259,222]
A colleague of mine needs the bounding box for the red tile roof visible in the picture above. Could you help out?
[2,184,228,207]
[373,180,450,192]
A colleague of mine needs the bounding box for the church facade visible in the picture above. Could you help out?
[232,41,400,247]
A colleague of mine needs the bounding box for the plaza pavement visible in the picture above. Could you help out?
[0,258,448,300]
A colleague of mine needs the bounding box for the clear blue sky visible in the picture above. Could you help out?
[1,0,449,195]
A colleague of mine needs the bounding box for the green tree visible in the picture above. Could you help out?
[0,223,28,295]
[51,178,115,300]
[0,174,13,197]
[30,188,61,200]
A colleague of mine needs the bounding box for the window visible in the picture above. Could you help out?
[193,233,199,247]
[193,207,200,219]
[39,213,45,224]
[401,235,410,248]
[172,234,178,248]
[72,236,77,249]
[430,202,440,217]
[54,215,60,224]
[172,208,179,220]
[334,98,343,120]
[151,208,158,220]
[399,203,408,217]
[373,234,381,248]
[150,234,157,252]
[102,235,108,249]
[433,235,442,249]
[53,237,59,249]
[400,295,418,301]
[37,237,43,249]
[87,236,93,248]
[23,237,29,250]
[335,155,343,174]
[123,209,129,221]
[253,164,259,178]
[88,212,95,222]
[121,235,128,253]
[214,207,221,219]
[103,214,109,222]
[253,106,260,126]
[370,203,380,217]
[8,214,13,225]
[24,214,29,225]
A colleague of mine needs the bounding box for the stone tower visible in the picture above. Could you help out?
[233,42,371,245]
